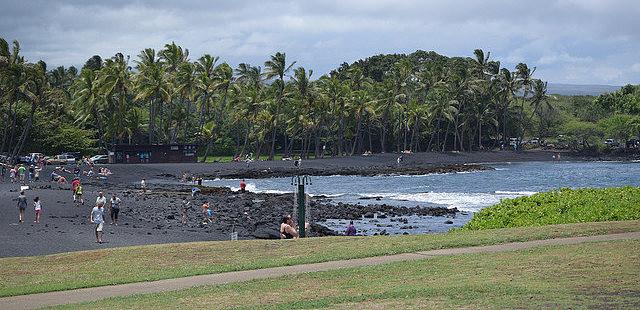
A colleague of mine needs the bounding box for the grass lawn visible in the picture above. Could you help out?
[2,220,640,297]
[52,239,640,309]
[462,186,640,230]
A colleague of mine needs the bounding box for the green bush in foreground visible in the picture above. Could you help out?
[462,186,640,230]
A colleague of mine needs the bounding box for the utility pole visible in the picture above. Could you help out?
[291,175,311,237]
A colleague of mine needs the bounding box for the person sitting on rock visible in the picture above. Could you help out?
[280,215,299,239]
[345,220,357,236]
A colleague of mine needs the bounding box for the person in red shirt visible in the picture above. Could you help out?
[239,179,246,192]
[71,178,81,202]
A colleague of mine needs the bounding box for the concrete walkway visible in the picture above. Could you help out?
[2,231,639,310]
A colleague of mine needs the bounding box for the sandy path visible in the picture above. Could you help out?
[1,231,638,310]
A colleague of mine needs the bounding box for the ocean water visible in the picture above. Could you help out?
[204,161,640,235]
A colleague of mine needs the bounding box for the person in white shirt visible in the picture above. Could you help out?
[90,204,105,243]
[95,192,107,208]
[140,178,146,194]
[109,193,122,225]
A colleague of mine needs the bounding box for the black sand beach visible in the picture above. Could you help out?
[0,150,609,257]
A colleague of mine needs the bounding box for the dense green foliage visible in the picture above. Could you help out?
[462,187,640,230]
[1,37,638,160]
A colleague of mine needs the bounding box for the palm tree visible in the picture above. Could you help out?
[175,61,197,141]
[96,53,133,144]
[0,39,28,156]
[264,52,296,160]
[516,63,536,142]
[235,63,263,90]
[497,68,518,146]
[529,79,553,137]
[200,121,216,162]
[194,54,219,129]
[72,68,108,151]
[134,48,170,144]
[11,62,47,159]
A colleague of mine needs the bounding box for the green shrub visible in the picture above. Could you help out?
[461,187,640,230]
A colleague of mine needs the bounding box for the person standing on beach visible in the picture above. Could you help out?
[181,197,191,224]
[33,196,42,223]
[109,193,121,225]
[0,163,6,182]
[90,203,105,243]
[28,165,35,182]
[140,178,146,194]
[95,192,107,208]
[74,184,84,206]
[71,178,81,200]
[202,201,214,223]
[10,166,17,183]
[18,165,26,184]
[239,179,246,192]
[16,191,27,223]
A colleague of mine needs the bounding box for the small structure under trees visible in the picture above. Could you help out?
[109,144,197,164]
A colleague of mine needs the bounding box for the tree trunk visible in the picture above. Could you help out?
[442,122,451,152]
[268,124,277,160]
[12,99,37,159]
[148,98,156,144]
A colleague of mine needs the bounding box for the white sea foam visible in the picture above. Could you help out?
[494,190,537,196]
[229,183,290,194]
[309,193,345,198]
[380,191,535,212]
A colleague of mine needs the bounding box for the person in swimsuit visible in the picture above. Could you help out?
[280,215,299,239]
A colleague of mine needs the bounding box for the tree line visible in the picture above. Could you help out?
[1,37,638,162]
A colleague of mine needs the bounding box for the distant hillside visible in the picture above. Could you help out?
[546,83,621,96]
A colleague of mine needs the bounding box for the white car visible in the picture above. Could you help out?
[90,155,109,164]
[48,154,76,165]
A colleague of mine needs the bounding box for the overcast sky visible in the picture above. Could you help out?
[1,0,639,85]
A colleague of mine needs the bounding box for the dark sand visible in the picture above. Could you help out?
[0,150,600,257]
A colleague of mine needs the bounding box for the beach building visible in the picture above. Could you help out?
[109,144,198,164]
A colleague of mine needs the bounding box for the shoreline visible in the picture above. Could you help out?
[1,150,638,258]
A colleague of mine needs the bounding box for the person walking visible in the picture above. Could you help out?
[16,191,27,223]
[10,166,17,183]
[239,179,247,192]
[18,165,26,184]
[33,196,42,223]
[74,184,84,206]
[90,203,105,243]
[109,193,121,225]
[95,192,107,208]
[181,197,191,224]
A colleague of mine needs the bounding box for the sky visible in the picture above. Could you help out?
[1,0,639,85]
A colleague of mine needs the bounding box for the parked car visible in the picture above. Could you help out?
[47,154,76,165]
[604,139,620,147]
[62,152,82,160]
[90,154,109,164]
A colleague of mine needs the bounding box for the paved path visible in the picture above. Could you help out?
[2,231,639,310]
